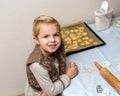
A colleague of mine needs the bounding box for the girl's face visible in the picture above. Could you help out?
[34,23,61,56]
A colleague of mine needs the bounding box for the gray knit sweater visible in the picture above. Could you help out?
[26,45,68,96]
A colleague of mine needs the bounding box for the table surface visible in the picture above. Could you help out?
[63,17,120,96]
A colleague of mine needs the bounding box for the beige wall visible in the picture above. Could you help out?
[0,0,120,96]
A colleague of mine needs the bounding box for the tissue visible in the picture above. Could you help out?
[94,1,113,31]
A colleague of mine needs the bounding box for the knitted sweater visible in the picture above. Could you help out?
[26,45,66,95]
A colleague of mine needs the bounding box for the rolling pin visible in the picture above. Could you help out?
[94,61,120,94]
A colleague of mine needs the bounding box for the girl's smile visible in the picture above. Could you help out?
[48,43,57,49]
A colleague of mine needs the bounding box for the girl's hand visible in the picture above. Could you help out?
[40,90,47,96]
[66,62,78,79]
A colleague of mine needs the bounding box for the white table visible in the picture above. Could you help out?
[63,17,120,96]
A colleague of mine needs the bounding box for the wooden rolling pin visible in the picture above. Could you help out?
[94,61,120,94]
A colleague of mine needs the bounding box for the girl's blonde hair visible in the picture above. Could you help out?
[33,15,61,38]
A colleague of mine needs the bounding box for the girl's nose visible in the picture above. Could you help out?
[50,36,55,42]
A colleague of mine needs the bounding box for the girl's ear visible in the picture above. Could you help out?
[33,37,40,45]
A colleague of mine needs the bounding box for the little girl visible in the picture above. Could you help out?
[25,15,78,96]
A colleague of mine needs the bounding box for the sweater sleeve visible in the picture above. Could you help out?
[29,62,70,96]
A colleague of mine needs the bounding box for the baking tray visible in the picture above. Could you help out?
[61,21,106,55]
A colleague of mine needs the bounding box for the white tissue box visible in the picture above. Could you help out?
[94,7,113,31]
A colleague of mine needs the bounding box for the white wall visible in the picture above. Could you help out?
[0,0,120,96]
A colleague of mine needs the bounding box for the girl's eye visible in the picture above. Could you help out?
[54,33,60,36]
[43,35,48,38]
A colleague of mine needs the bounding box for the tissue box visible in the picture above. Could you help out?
[94,7,113,31]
